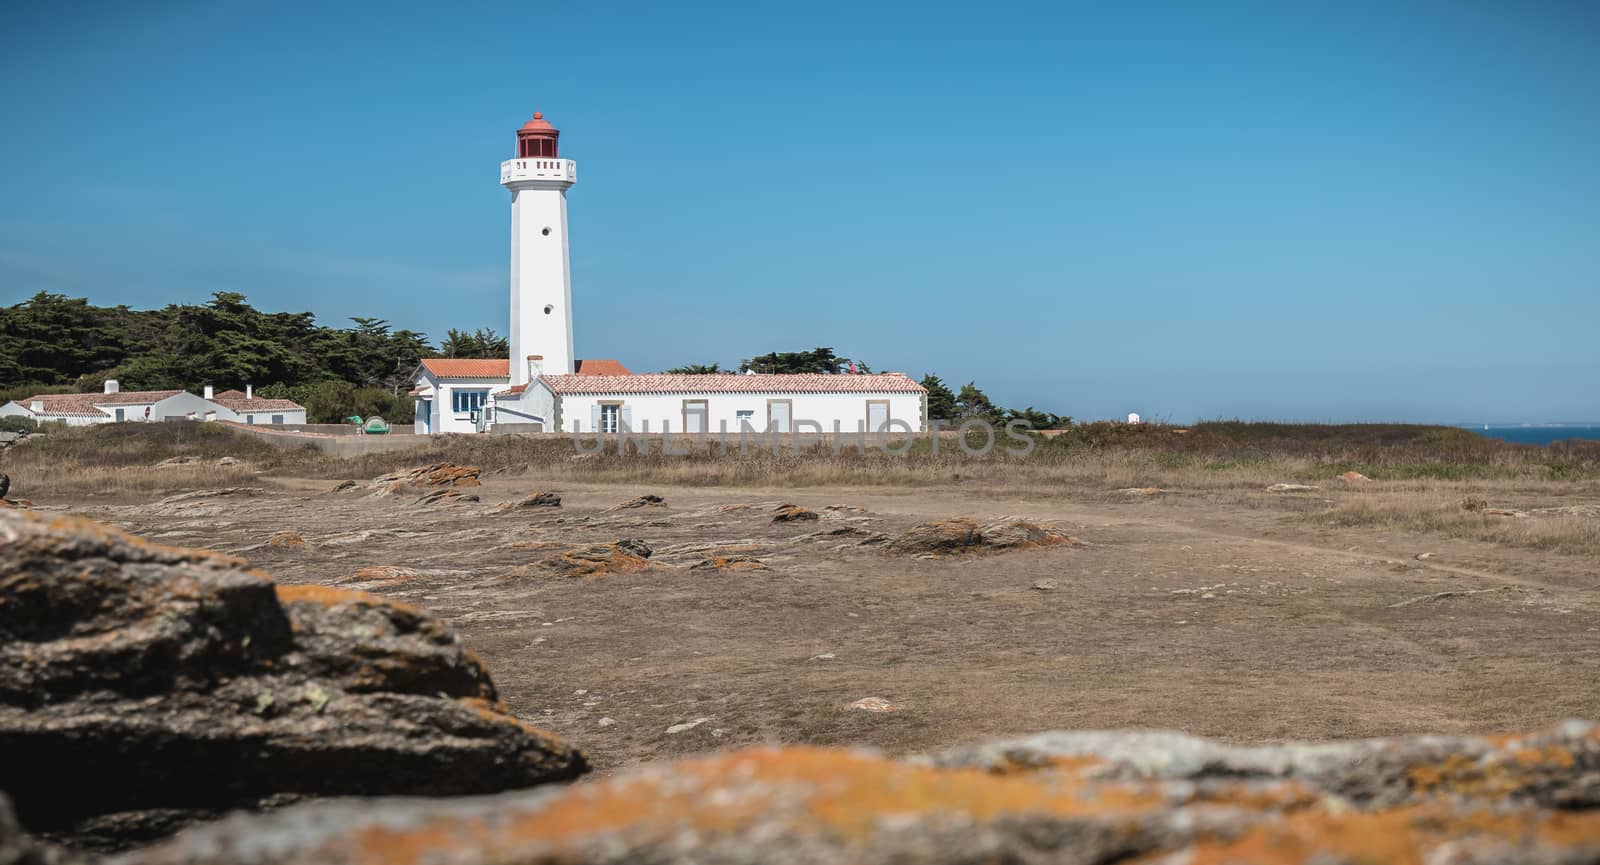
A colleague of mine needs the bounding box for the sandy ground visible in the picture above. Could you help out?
[51,477,1600,769]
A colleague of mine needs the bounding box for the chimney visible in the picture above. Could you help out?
[246,384,253,400]
[527,355,544,379]
[104,379,119,394]
[31,400,44,413]
[203,385,214,400]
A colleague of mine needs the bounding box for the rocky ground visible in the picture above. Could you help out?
[37,468,1600,767]
[4,461,1600,861]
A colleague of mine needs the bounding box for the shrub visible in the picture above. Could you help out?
[0,415,38,434]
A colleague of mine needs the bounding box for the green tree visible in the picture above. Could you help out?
[740,347,865,374]
[956,381,1003,423]
[666,363,722,374]
[438,328,509,359]
[921,374,959,421]
[1004,406,1072,429]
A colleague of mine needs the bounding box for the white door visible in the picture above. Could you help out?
[684,403,707,434]
[867,401,889,433]
[768,400,791,433]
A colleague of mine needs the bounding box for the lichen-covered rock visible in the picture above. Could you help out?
[493,492,561,512]
[0,509,587,851]
[266,531,305,548]
[884,517,985,554]
[770,503,818,523]
[114,724,1600,865]
[414,488,480,507]
[377,462,482,489]
[521,539,653,578]
[689,555,768,571]
[977,519,1078,550]
[886,518,1079,555]
[610,494,664,510]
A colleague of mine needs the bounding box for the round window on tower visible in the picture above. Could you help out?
[541,227,552,236]
[544,304,554,315]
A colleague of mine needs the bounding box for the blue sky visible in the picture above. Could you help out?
[2,1,1596,422]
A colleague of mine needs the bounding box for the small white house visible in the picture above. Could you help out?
[0,380,305,427]
[410,358,519,435]
[411,357,630,434]
[208,388,308,425]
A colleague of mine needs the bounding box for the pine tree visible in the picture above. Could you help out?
[921,374,959,421]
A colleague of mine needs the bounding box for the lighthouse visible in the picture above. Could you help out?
[501,112,577,384]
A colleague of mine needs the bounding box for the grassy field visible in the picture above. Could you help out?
[7,420,1598,556]
[5,419,1597,494]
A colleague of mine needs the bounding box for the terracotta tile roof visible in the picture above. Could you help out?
[210,394,304,412]
[10,390,184,418]
[494,384,529,397]
[419,358,511,379]
[541,373,927,395]
[574,358,631,376]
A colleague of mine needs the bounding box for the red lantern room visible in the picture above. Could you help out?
[516,112,560,159]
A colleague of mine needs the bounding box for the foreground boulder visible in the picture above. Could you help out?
[886,517,1080,555]
[0,510,586,851]
[118,723,1600,865]
[0,794,84,865]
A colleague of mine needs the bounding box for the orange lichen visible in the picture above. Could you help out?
[274,584,424,617]
[1169,804,1600,865]
[1407,743,1583,799]
[330,747,1173,865]
[267,531,306,548]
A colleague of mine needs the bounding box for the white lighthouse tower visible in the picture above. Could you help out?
[501,112,577,385]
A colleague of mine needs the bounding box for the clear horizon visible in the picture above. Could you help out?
[3,1,1596,424]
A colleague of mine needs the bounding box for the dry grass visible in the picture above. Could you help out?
[0,422,312,495]
[5,422,1598,509]
[1309,489,1600,556]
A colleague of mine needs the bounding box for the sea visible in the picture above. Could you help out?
[1463,426,1600,446]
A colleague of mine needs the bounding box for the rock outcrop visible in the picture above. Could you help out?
[886,517,1080,555]
[610,494,664,510]
[368,463,482,499]
[413,488,480,507]
[770,503,818,523]
[493,492,561,512]
[521,539,654,578]
[117,723,1600,865]
[0,509,587,851]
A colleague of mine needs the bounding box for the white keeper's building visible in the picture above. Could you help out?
[412,112,926,435]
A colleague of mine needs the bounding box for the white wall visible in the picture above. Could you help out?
[147,392,228,422]
[0,403,101,427]
[554,392,925,434]
[506,168,575,382]
[234,409,308,425]
[414,377,502,434]
[492,382,555,430]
